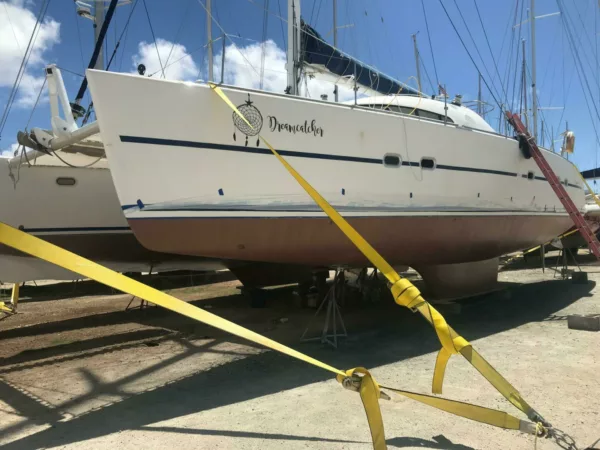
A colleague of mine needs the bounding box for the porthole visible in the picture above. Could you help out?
[383,153,401,167]
[56,177,76,186]
[421,157,436,169]
[527,171,534,180]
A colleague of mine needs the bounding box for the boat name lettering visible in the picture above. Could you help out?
[268,116,324,137]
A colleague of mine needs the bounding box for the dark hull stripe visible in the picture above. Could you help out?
[126,211,569,220]
[23,226,131,233]
[118,135,582,189]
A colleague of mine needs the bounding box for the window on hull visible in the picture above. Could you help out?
[56,177,76,186]
[383,154,401,167]
[421,158,436,169]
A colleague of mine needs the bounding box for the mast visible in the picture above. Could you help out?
[531,0,538,141]
[74,0,119,106]
[477,72,482,116]
[333,0,338,102]
[286,0,300,95]
[220,33,226,83]
[207,0,214,82]
[521,39,529,128]
[93,1,105,70]
[412,34,422,94]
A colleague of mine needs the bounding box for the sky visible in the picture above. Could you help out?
[1,0,599,173]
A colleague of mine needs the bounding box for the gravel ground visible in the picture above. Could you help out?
[0,256,598,450]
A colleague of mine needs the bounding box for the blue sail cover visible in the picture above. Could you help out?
[580,167,600,179]
[301,21,420,97]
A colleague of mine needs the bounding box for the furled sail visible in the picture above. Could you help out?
[300,21,421,97]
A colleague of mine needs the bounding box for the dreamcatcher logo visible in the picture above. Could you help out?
[232,94,263,147]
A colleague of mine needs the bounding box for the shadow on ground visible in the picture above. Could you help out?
[0,270,236,304]
[0,277,593,448]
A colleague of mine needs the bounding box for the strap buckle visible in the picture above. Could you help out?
[341,374,391,400]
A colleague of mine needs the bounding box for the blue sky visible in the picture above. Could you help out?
[1,0,599,172]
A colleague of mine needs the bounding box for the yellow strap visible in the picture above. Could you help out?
[0,223,344,378]
[577,170,600,209]
[339,368,386,450]
[0,223,540,445]
[209,83,538,421]
[382,385,523,431]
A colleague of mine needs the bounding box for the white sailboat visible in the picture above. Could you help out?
[17,0,586,297]
[80,0,585,298]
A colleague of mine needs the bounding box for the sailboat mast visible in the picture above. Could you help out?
[333,0,338,102]
[477,73,482,117]
[93,1,105,70]
[207,0,214,82]
[412,34,422,94]
[286,0,300,95]
[521,38,529,128]
[531,0,538,140]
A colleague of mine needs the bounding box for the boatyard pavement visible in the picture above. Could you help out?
[0,257,598,449]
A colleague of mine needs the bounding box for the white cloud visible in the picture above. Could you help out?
[0,0,60,108]
[128,37,359,101]
[214,39,356,102]
[0,142,19,158]
[131,38,199,80]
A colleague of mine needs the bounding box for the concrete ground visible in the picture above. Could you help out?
[0,256,599,450]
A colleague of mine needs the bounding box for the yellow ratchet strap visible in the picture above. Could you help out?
[209,83,545,426]
[577,170,600,209]
[0,223,538,449]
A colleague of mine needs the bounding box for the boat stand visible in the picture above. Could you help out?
[300,270,348,348]
[552,248,582,280]
[125,266,154,311]
[0,284,20,320]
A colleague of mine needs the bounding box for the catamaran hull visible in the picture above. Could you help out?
[87,71,584,295]
[0,158,225,282]
[126,214,572,266]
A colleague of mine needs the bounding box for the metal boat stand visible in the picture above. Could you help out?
[0,283,20,321]
[300,269,348,348]
[551,247,585,282]
[125,266,154,311]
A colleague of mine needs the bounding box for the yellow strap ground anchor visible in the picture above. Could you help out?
[0,283,19,318]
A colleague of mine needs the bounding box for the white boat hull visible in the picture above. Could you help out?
[0,155,225,283]
[87,70,583,270]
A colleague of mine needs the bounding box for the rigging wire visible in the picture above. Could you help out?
[557,0,600,148]
[106,0,139,71]
[437,0,504,117]
[510,0,526,113]
[72,3,86,73]
[277,0,286,49]
[55,66,85,78]
[566,1,600,93]
[260,0,270,90]
[83,0,140,125]
[53,151,104,169]
[473,0,510,106]
[501,0,519,113]
[557,0,600,125]
[450,0,505,106]
[3,2,22,54]
[0,0,51,142]
[494,1,516,98]
[142,0,165,78]
[197,0,262,79]
[420,56,436,94]
[594,0,600,171]
[420,0,439,88]
[163,0,192,71]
